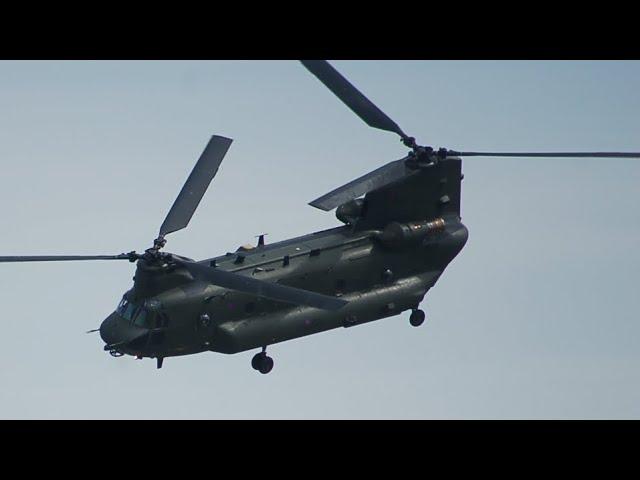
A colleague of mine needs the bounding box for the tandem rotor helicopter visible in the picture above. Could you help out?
[2,61,639,374]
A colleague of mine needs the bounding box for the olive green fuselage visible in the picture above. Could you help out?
[101,157,467,360]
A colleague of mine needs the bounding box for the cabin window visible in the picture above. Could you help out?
[335,279,346,294]
[245,302,256,314]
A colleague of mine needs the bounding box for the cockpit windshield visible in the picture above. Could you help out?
[116,296,168,329]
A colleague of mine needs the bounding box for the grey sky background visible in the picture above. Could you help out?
[0,60,638,419]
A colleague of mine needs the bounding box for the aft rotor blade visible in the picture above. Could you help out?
[301,60,409,140]
[178,259,347,311]
[448,151,640,158]
[159,135,233,238]
[0,254,135,263]
[309,157,410,211]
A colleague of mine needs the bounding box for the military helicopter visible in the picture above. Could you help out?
[2,60,639,374]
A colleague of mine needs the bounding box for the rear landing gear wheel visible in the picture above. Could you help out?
[251,350,274,374]
[409,309,425,327]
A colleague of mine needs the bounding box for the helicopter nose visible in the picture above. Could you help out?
[99,312,119,345]
[100,312,148,348]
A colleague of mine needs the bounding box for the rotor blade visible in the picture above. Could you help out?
[448,151,640,158]
[309,157,411,211]
[301,60,409,140]
[178,259,347,311]
[159,135,233,238]
[0,254,134,263]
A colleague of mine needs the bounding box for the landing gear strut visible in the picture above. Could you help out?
[251,347,274,374]
[409,308,425,327]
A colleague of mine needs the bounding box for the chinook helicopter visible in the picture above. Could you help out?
[2,61,639,374]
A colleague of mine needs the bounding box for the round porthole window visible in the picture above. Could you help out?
[199,313,211,327]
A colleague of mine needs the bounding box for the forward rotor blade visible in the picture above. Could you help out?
[309,157,410,211]
[159,135,233,238]
[448,151,640,158]
[178,259,347,311]
[301,60,409,140]
[0,254,134,263]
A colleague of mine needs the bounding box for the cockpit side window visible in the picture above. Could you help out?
[117,296,145,325]
[133,308,147,327]
[116,296,167,329]
[123,302,136,321]
[117,298,129,316]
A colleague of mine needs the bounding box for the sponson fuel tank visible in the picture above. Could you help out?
[211,273,439,354]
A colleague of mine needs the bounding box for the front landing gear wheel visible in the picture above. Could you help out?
[251,353,261,370]
[409,309,425,327]
[251,351,274,374]
[259,355,274,374]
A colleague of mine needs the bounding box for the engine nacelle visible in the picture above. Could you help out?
[336,199,366,225]
[376,218,446,249]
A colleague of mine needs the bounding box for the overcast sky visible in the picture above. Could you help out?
[0,60,639,419]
